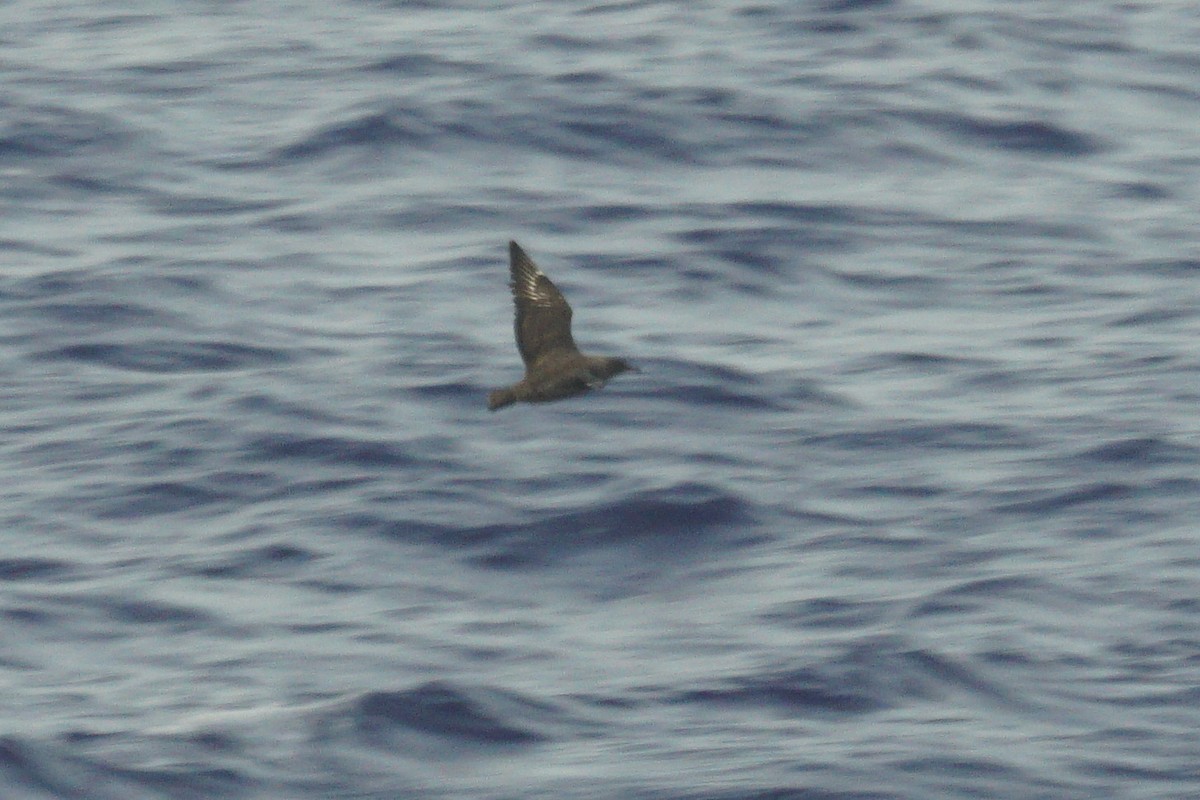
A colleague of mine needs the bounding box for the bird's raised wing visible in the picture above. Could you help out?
[509,241,578,367]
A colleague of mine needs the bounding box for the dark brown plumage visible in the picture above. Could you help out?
[488,241,634,411]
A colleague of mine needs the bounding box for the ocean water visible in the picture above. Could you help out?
[2,1,1199,797]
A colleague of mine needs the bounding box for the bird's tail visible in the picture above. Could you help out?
[487,388,517,411]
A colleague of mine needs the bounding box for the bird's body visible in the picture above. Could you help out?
[488,241,634,411]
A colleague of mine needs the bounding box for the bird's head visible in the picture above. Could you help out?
[599,357,639,378]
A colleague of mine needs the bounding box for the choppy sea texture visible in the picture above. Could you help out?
[3,1,1200,798]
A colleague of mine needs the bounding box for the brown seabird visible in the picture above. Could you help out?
[488,241,635,411]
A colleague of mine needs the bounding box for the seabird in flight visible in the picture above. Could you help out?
[488,241,635,411]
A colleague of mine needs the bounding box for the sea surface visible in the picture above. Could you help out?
[2,1,1199,798]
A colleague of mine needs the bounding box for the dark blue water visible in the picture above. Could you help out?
[3,1,1199,798]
